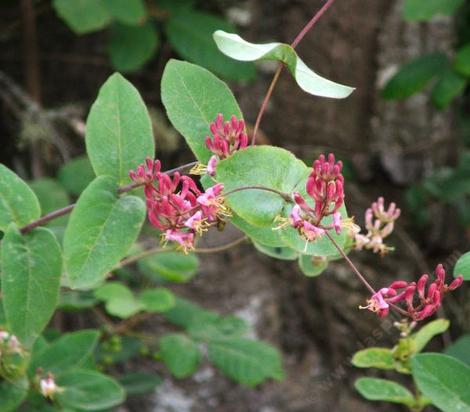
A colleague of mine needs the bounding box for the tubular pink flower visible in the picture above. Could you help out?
[363,264,464,321]
[129,158,161,185]
[205,114,248,159]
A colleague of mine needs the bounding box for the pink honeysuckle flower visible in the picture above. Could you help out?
[164,229,195,252]
[354,197,400,255]
[301,221,325,242]
[362,264,464,321]
[197,183,226,222]
[361,288,396,318]
[129,158,161,186]
[333,211,342,234]
[40,374,63,399]
[206,155,218,176]
[205,114,248,159]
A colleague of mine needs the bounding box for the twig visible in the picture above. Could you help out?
[115,236,248,269]
[224,185,293,203]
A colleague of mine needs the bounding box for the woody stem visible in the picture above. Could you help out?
[251,0,336,145]
[224,185,293,203]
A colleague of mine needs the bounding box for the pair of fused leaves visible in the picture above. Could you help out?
[161,58,352,275]
[159,298,284,386]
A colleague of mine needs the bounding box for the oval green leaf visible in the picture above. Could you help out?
[0,378,29,412]
[208,337,284,386]
[0,164,41,231]
[102,0,146,25]
[216,146,307,227]
[253,242,298,260]
[86,73,155,185]
[213,30,354,98]
[231,214,286,247]
[1,225,62,348]
[159,334,202,378]
[63,176,146,290]
[52,0,111,34]
[108,22,159,72]
[139,288,175,312]
[455,251,470,281]
[161,59,243,163]
[138,251,199,283]
[298,254,327,277]
[411,353,470,412]
[29,330,100,376]
[58,156,96,196]
[56,370,125,411]
[411,319,449,353]
[355,377,415,406]
[352,347,395,370]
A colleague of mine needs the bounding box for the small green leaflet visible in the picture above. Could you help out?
[213,31,354,99]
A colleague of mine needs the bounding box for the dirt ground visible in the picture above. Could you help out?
[1,0,468,411]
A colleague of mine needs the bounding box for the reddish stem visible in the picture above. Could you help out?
[251,0,336,145]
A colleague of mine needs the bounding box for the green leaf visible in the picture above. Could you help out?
[118,372,162,396]
[208,337,284,386]
[446,335,470,366]
[411,353,470,412]
[165,12,255,81]
[108,22,159,72]
[216,146,307,227]
[214,31,354,98]
[163,297,219,329]
[411,319,449,353]
[231,214,286,247]
[0,378,29,412]
[0,164,41,231]
[298,255,327,277]
[431,68,467,109]
[159,334,202,378]
[352,347,395,370]
[56,370,125,411]
[403,0,464,21]
[187,315,248,342]
[455,43,470,77]
[253,242,298,260]
[455,251,470,280]
[138,251,199,283]
[58,156,96,196]
[85,73,155,185]
[94,282,144,318]
[1,225,61,348]
[382,53,448,99]
[29,178,70,227]
[29,330,100,376]
[63,176,146,289]
[161,59,243,163]
[355,378,415,406]
[139,288,175,312]
[102,0,146,25]
[52,0,111,34]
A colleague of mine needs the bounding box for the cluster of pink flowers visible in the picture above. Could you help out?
[203,113,248,176]
[362,264,463,320]
[130,158,228,252]
[355,197,400,255]
[289,154,345,242]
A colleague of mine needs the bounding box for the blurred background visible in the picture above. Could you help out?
[1,0,469,411]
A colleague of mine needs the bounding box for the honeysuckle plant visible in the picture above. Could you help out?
[0,1,469,411]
